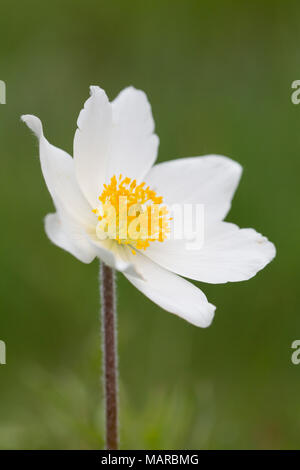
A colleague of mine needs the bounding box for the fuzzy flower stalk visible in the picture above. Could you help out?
[22,85,275,449]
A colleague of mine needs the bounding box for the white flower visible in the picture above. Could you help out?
[22,86,276,328]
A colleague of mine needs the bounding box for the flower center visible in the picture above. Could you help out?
[93,175,171,255]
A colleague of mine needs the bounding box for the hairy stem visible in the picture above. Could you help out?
[100,262,118,450]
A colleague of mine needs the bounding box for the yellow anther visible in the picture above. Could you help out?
[94,174,169,252]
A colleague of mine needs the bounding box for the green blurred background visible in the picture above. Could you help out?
[0,0,298,449]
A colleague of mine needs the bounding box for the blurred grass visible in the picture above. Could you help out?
[0,0,299,449]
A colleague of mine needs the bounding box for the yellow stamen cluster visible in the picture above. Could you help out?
[93,175,170,255]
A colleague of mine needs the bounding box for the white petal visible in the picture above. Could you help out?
[124,251,216,327]
[145,222,276,284]
[74,86,112,207]
[21,114,94,227]
[145,155,242,224]
[45,212,143,275]
[87,234,143,279]
[106,86,159,182]
[45,213,96,263]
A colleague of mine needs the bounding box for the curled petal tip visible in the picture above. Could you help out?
[89,85,105,97]
[21,114,43,139]
[201,303,216,328]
